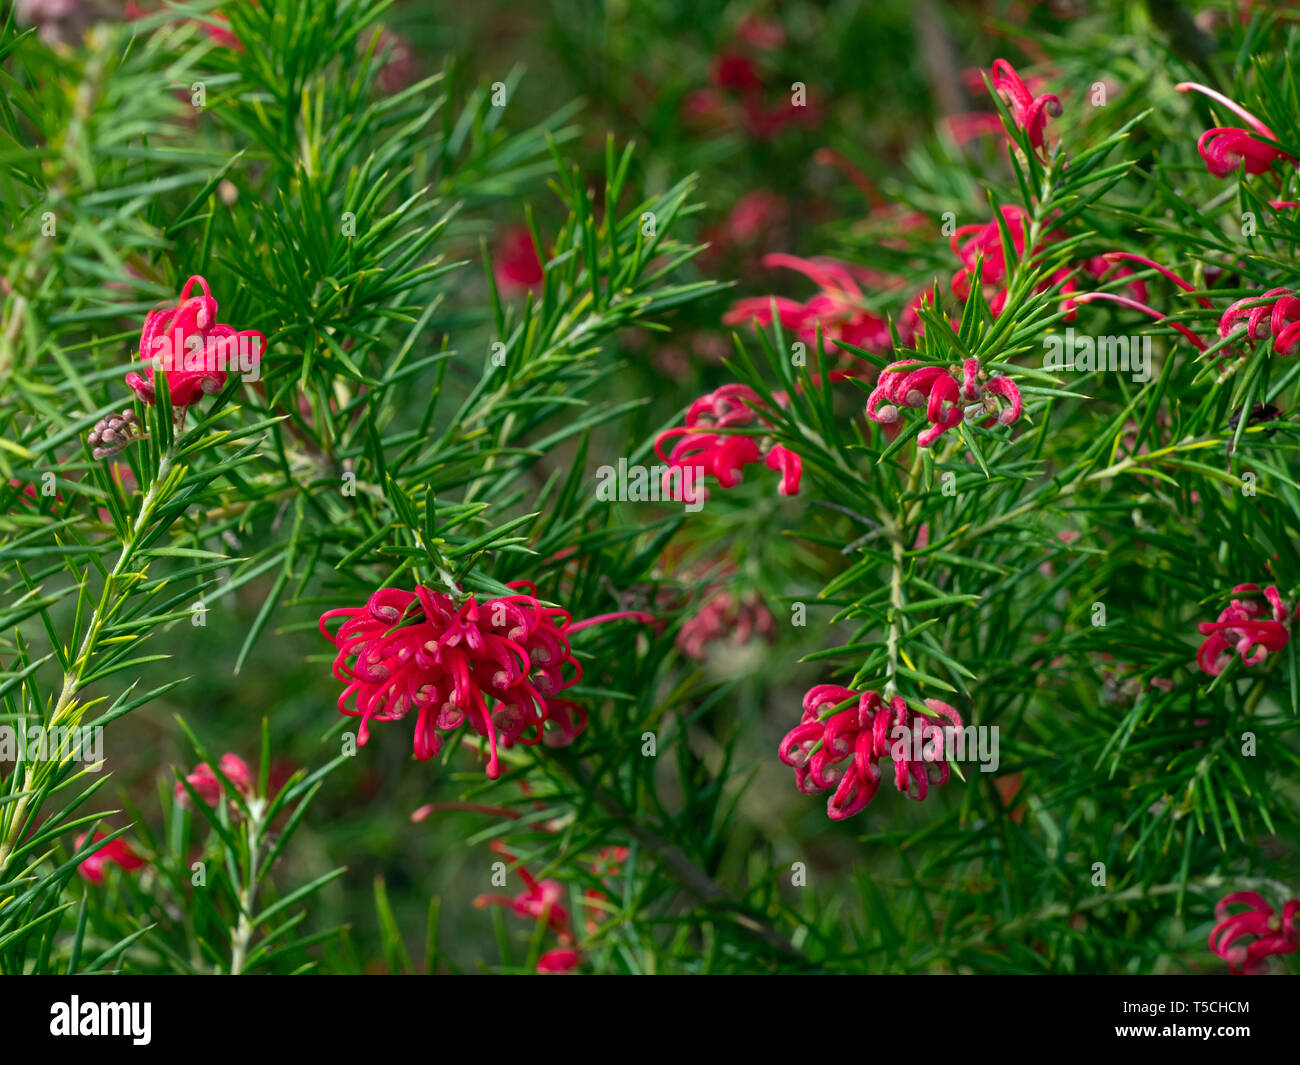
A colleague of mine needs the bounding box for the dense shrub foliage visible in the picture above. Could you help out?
[2,0,1299,975]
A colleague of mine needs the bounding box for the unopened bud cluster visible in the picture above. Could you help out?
[88,409,142,460]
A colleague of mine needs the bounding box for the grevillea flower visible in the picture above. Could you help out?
[474,842,579,973]
[1196,584,1297,676]
[946,63,1066,148]
[126,275,265,408]
[503,697,588,750]
[724,253,917,352]
[1208,892,1299,974]
[686,33,820,140]
[1176,83,1293,178]
[655,383,801,500]
[676,588,776,659]
[778,684,964,820]
[76,832,146,884]
[734,14,785,52]
[867,356,1021,448]
[203,14,242,51]
[175,753,255,808]
[950,205,1093,319]
[536,947,581,973]
[700,190,789,269]
[493,226,544,294]
[1220,288,1300,356]
[990,59,1063,152]
[319,583,582,779]
[711,53,763,93]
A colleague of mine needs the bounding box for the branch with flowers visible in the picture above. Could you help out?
[4,0,1300,981]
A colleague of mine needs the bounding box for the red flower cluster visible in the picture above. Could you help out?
[655,383,801,501]
[1209,891,1299,974]
[126,275,265,409]
[676,587,776,660]
[76,832,146,884]
[683,18,820,140]
[990,59,1063,153]
[778,685,964,820]
[1176,82,1292,178]
[944,62,1060,148]
[1196,584,1297,676]
[319,583,581,779]
[1220,288,1300,355]
[951,205,1112,319]
[474,842,580,973]
[867,356,1022,448]
[175,752,254,808]
[724,253,920,352]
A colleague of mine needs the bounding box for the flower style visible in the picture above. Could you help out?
[724,253,917,352]
[76,832,146,884]
[1196,584,1297,676]
[1072,254,1218,353]
[126,275,265,408]
[1176,83,1292,177]
[1080,255,1300,360]
[867,356,1021,447]
[1208,892,1299,974]
[778,684,965,820]
[320,583,585,779]
[655,383,801,500]
[990,58,1063,152]
[504,697,588,750]
[175,753,255,808]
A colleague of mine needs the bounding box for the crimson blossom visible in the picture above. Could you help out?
[1176,82,1293,177]
[990,58,1063,153]
[126,275,265,409]
[778,684,965,820]
[867,356,1021,448]
[320,584,650,779]
[655,383,801,501]
[175,753,255,808]
[1077,254,1300,359]
[76,832,146,884]
[723,253,921,353]
[320,584,580,779]
[474,842,580,973]
[1196,584,1297,676]
[1208,892,1299,974]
